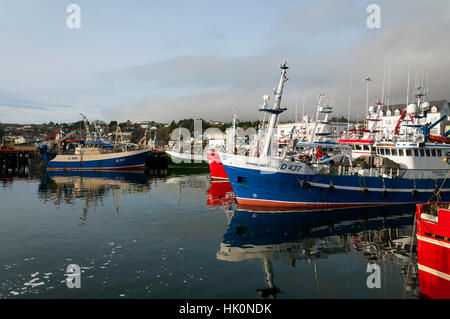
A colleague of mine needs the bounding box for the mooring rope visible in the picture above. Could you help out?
[427,169,450,204]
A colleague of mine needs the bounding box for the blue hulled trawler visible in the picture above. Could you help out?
[219,62,450,208]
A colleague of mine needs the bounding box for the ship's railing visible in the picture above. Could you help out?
[310,162,430,179]
[308,159,449,180]
[416,202,450,219]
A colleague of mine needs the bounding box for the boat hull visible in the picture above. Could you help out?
[416,203,450,299]
[46,149,151,171]
[220,154,450,208]
[165,151,208,168]
[207,150,228,180]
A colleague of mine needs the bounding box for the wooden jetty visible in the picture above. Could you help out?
[0,147,40,175]
[145,150,168,170]
[1,148,169,174]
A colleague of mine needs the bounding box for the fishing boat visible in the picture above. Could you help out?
[43,114,151,171]
[337,100,383,159]
[206,109,243,180]
[219,61,450,208]
[165,150,208,168]
[46,144,151,170]
[416,202,450,298]
[165,129,208,168]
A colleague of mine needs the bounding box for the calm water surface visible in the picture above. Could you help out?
[0,170,419,298]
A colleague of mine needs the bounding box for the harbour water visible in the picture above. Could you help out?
[0,170,419,299]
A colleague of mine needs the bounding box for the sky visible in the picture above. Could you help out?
[0,0,449,124]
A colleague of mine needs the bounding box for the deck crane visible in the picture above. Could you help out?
[421,114,449,143]
[80,113,91,141]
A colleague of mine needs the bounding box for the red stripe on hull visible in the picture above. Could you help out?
[236,197,393,208]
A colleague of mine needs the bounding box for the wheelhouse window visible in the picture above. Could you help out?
[420,150,425,157]
[431,149,436,157]
[406,149,412,156]
[414,149,419,157]
[437,150,442,156]
[392,149,398,156]
[426,149,430,157]
[398,149,404,156]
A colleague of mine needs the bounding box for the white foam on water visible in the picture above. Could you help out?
[24,278,39,285]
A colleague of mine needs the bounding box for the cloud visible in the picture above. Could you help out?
[105,1,450,123]
[109,55,278,91]
[2,1,449,124]
[0,94,81,123]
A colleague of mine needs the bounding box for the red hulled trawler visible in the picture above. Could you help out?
[416,202,450,299]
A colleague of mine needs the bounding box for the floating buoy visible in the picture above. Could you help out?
[300,180,311,189]
[362,188,369,195]
[411,189,419,197]
[328,185,336,192]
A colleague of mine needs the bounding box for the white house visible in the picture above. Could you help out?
[379,100,450,135]
[277,121,351,138]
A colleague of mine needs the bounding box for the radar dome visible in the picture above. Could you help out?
[406,103,418,114]
[420,102,430,111]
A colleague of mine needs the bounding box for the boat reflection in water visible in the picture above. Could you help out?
[217,204,420,298]
[206,180,235,208]
[38,170,156,225]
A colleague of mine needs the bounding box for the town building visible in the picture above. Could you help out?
[379,100,450,135]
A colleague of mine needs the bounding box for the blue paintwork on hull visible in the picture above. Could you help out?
[46,150,151,170]
[222,164,450,205]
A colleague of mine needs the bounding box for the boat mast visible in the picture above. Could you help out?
[229,107,237,154]
[308,94,325,143]
[261,61,289,157]
[80,113,91,141]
